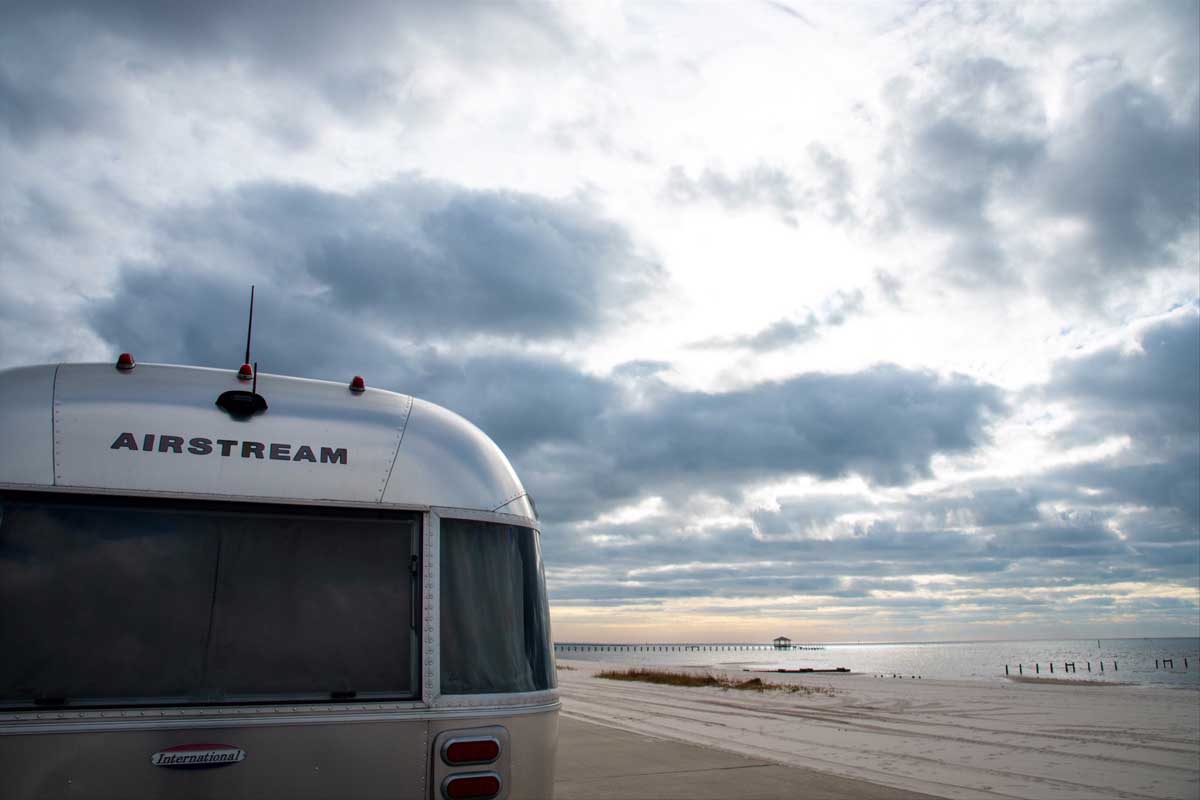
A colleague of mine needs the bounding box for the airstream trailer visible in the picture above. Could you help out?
[0,359,557,799]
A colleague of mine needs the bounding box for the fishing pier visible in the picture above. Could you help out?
[554,642,825,653]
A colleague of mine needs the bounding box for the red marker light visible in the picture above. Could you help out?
[116,353,136,371]
[443,738,500,766]
[442,774,501,800]
[349,376,366,393]
[237,363,253,381]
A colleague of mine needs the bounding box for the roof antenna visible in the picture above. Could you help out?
[245,285,255,367]
[217,286,268,418]
[237,286,255,381]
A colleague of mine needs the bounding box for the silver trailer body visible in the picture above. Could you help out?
[0,363,557,799]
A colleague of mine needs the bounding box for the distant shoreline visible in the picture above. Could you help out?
[555,634,1200,647]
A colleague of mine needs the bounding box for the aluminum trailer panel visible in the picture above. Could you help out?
[0,364,55,487]
[1,362,533,517]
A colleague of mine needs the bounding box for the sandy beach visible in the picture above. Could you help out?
[556,659,1200,800]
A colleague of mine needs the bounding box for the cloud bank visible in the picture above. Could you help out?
[1,0,1196,641]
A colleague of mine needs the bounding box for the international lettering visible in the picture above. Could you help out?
[150,747,247,768]
[111,433,348,466]
[152,751,242,765]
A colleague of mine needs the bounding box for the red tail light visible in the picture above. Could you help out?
[115,353,136,371]
[442,773,501,800]
[349,375,366,393]
[443,737,500,766]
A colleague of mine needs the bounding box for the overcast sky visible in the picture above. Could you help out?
[2,0,1197,643]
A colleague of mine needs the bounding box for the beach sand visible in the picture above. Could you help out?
[556,659,1200,800]
[555,714,942,800]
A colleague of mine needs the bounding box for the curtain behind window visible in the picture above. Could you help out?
[440,519,555,694]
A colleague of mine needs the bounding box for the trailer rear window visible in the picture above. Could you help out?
[440,518,555,694]
[0,494,418,708]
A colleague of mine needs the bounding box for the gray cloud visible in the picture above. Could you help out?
[1034,311,1200,566]
[319,67,413,123]
[89,270,371,381]
[93,177,662,344]
[537,313,1198,609]
[874,270,904,305]
[808,144,857,224]
[0,67,94,146]
[692,289,865,352]
[0,0,573,145]
[665,144,857,226]
[616,365,989,486]
[881,58,1045,287]
[710,315,823,351]
[541,363,1003,521]
[2,1,570,75]
[665,163,798,220]
[1049,311,1200,450]
[1040,84,1200,294]
[542,508,1137,600]
[879,36,1199,300]
[967,488,1042,527]
[1058,459,1199,530]
[541,468,1194,612]
[753,486,1044,540]
[405,354,617,456]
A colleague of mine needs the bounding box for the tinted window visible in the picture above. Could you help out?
[0,494,417,708]
[440,519,556,694]
[205,512,416,698]
[0,501,219,703]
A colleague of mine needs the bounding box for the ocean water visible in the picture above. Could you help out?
[554,637,1200,688]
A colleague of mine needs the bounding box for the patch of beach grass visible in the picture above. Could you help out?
[596,668,832,695]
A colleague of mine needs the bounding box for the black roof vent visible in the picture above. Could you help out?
[216,389,267,418]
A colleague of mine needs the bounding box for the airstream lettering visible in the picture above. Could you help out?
[110,432,349,464]
[0,361,557,799]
